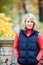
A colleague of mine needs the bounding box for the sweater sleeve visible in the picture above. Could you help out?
[13,32,20,59]
[36,33,43,61]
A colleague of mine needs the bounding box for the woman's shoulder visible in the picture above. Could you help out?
[15,31,20,38]
[33,30,39,34]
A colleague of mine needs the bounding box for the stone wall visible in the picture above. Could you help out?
[0,39,16,65]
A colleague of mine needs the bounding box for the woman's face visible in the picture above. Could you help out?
[25,18,34,29]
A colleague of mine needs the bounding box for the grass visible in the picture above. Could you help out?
[38,22,43,37]
[39,22,43,27]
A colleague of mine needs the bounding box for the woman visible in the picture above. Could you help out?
[13,13,43,65]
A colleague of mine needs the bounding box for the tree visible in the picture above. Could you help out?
[21,0,28,13]
[0,0,19,19]
[38,0,43,22]
[0,0,15,12]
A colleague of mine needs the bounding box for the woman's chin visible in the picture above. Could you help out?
[27,27,32,29]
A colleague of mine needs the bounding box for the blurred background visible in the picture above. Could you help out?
[0,0,43,65]
[0,0,43,37]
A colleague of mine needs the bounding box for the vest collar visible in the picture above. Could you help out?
[22,29,35,37]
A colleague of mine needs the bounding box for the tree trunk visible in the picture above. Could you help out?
[38,0,43,22]
[22,0,28,14]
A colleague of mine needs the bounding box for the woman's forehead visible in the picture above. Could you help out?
[26,18,31,21]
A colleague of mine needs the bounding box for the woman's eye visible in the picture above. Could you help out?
[31,21,33,23]
[27,21,30,23]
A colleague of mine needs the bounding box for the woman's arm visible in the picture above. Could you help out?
[13,32,19,59]
[37,33,43,61]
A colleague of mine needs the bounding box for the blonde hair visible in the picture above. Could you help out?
[21,13,38,30]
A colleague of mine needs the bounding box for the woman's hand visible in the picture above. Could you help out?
[37,56,43,65]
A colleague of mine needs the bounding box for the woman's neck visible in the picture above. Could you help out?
[26,29,32,36]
